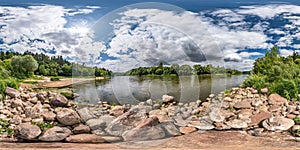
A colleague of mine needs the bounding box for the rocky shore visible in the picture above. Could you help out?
[1,86,300,143]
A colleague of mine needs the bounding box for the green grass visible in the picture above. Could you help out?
[50,77,60,81]
[0,119,14,136]
[32,122,55,131]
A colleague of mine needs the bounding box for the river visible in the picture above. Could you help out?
[73,74,248,105]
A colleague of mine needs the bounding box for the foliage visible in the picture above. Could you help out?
[128,62,242,76]
[0,51,112,78]
[293,117,300,123]
[32,122,55,131]
[0,119,14,136]
[242,45,300,100]
[11,55,38,79]
[0,78,19,97]
[50,77,60,81]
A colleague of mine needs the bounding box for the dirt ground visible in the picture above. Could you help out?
[1,131,300,150]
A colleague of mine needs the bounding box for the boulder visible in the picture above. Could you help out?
[262,117,294,131]
[268,94,287,105]
[149,109,170,122]
[73,124,91,134]
[77,107,96,123]
[42,111,56,121]
[27,102,44,119]
[38,126,71,141]
[162,95,174,103]
[105,105,151,136]
[86,118,106,131]
[65,134,105,143]
[109,106,125,117]
[191,117,214,130]
[161,122,181,136]
[122,125,165,141]
[248,111,272,126]
[16,123,41,140]
[135,116,159,128]
[226,119,248,129]
[50,94,68,107]
[5,87,20,98]
[57,108,81,126]
[179,126,197,134]
[209,108,225,122]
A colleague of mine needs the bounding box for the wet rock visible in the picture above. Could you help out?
[109,106,125,117]
[5,87,20,98]
[226,119,248,129]
[57,108,81,126]
[16,123,41,140]
[73,124,91,134]
[248,111,272,126]
[77,107,96,123]
[268,94,287,105]
[162,95,174,103]
[179,126,197,134]
[66,134,105,143]
[38,126,71,141]
[50,94,68,107]
[234,101,251,109]
[161,121,181,136]
[262,117,294,131]
[122,125,165,141]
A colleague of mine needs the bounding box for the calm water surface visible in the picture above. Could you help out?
[73,75,248,105]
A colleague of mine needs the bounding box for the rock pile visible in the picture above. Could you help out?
[1,86,300,143]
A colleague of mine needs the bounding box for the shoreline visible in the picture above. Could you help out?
[20,77,105,89]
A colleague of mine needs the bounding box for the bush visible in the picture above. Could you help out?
[50,77,60,81]
[242,74,268,91]
[0,78,19,97]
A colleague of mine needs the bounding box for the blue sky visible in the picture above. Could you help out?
[1,0,300,72]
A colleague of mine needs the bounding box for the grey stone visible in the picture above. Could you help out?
[66,134,105,143]
[16,123,41,140]
[101,136,123,143]
[122,125,165,141]
[50,94,68,107]
[161,122,181,136]
[105,105,151,136]
[57,108,81,126]
[38,126,71,141]
[73,124,91,134]
[262,117,295,131]
[5,87,20,98]
[77,107,96,123]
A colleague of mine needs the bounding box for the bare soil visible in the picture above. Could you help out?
[1,131,300,150]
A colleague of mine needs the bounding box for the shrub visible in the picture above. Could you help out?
[0,119,14,136]
[0,78,19,97]
[242,74,268,91]
[50,77,60,81]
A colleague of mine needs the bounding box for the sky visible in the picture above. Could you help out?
[1,0,300,72]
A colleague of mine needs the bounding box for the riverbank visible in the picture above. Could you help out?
[20,77,104,89]
[1,86,300,149]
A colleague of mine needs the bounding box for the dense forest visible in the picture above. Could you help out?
[0,51,112,96]
[242,46,300,100]
[127,62,244,76]
[0,51,112,78]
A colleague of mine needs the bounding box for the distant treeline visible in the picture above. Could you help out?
[127,62,246,76]
[0,51,112,78]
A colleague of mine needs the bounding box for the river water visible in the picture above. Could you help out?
[73,75,248,105]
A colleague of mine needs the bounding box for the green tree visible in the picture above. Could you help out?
[11,55,38,79]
